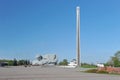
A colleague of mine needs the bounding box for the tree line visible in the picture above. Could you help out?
[0,58,31,66]
[59,51,120,67]
[1,51,120,67]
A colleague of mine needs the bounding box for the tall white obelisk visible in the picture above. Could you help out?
[76,6,80,66]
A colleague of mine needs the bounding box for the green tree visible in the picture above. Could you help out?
[8,60,14,66]
[115,51,120,60]
[13,58,17,66]
[0,59,14,66]
[106,51,120,67]
[59,59,68,65]
[18,60,31,66]
[18,60,25,65]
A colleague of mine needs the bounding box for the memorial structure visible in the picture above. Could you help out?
[32,54,58,65]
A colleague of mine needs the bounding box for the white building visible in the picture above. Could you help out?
[97,63,104,67]
[68,59,77,66]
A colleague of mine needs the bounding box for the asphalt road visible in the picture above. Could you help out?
[0,66,120,80]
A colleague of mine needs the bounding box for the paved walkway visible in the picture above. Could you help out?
[0,66,119,80]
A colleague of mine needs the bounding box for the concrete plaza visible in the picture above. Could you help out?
[0,66,119,80]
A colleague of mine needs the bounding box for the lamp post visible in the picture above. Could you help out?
[76,6,80,67]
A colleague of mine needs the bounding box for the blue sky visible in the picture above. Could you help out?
[0,0,120,63]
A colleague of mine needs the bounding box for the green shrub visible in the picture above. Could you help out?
[97,70,108,74]
[85,69,109,74]
[85,69,97,73]
[81,63,97,68]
